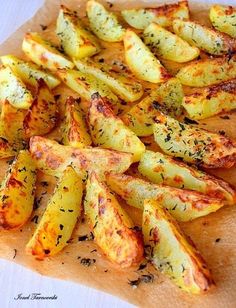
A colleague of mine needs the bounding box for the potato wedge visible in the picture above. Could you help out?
[22,32,74,71]
[176,55,236,87]
[88,93,145,162]
[29,136,133,179]
[173,19,235,55]
[124,29,170,83]
[0,150,36,229]
[122,78,183,136]
[61,96,92,148]
[56,5,100,59]
[85,172,143,267]
[0,137,18,159]
[106,173,224,222]
[26,166,82,259]
[73,58,143,103]
[143,199,213,293]
[86,0,125,42]
[23,79,58,138]
[121,1,189,29]
[0,66,33,109]
[210,5,236,38]
[143,23,200,63]
[57,69,119,106]
[138,150,236,205]
[153,113,236,168]
[183,79,236,120]
[1,55,60,89]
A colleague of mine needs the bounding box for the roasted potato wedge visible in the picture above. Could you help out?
[144,23,199,63]
[88,93,145,162]
[143,199,213,293]
[29,136,133,179]
[138,150,236,205]
[153,113,236,168]
[122,78,183,136]
[1,55,60,89]
[173,19,235,55]
[210,5,236,38]
[106,173,224,222]
[0,150,36,229]
[121,1,189,29]
[124,29,170,83]
[22,32,74,71]
[86,0,125,42]
[85,172,143,267]
[0,66,33,109]
[183,79,236,120]
[56,5,100,59]
[61,96,92,148]
[176,55,236,87]
[26,166,82,259]
[73,58,143,103]
[57,69,119,106]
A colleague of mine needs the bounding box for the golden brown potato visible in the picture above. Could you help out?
[210,5,236,38]
[88,93,145,162]
[176,55,236,87]
[106,173,224,222]
[153,113,236,168]
[143,199,213,293]
[182,79,236,120]
[61,96,92,148]
[85,172,143,267]
[29,136,133,179]
[0,137,18,159]
[23,79,58,138]
[138,150,236,205]
[123,29,170,83]
[0,150,36,229]
[56,5,100,59]
[121,1,189,29]
[26,166,82,259]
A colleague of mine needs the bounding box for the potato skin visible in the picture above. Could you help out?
[176,55,236,87]
[138,150,236,205]
[210,5,236,38]
[29,136,133,179]
[26,166,82,259]
[142,199,213,294]
[85,172,143,267]
[22,32,74,71]
[153,113,236,168]
[106,173,224,222]
[88,93,145,162]
[0,150,36,229]
[122,1,189,29]
[183,79,236,120]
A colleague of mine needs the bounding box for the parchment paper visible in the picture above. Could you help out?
[0,1,236,307]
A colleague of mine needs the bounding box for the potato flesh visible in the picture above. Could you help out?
[26,166,82,259]
[85,172,143,267]
[144,23,199,63]
[153,113,236,168]
[1,55,60,89]
[86,0,125,42]
[124,29,170,83]
[138,150,236,204]
[106,173,224,222]
[142,199,213,294]
[210,5,236,38]
[0,150,36,229]
[22,32,74,71]
[121,1,189,29]
[88,93,145,162]
[183,79,236,120]
[29,136,133,179]
[56,5,100,59]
